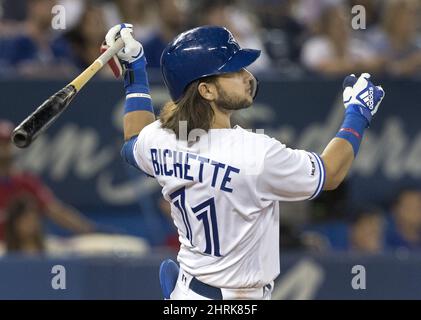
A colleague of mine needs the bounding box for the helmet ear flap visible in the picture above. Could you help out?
[244,69,259,99]
[251,76,259,100]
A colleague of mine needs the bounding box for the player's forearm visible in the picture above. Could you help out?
[124,111,155,140]
[319,73,385,190]
[320,105,367,191]
[104,24,156,141]
[321,137,354,190]
[122,63,155,140]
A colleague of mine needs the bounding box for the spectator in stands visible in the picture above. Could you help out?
[348,206,385,253]
[293,0,328,30]
[311,178,350,222]
[371,0,421,77]
[0,0,77,77]
[101,0,157,42]
[196,0,271,73]
[349,0,382,29]
[251,0,306,68]
[386,187,421,250]
[1,0,27,22]
[142,0,188,69]
[4,196,45,255]
[300,1,384,77]
[64,2,110,75]
[0,119,96,242]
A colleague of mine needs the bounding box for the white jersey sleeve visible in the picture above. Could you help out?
[257,137,325,201]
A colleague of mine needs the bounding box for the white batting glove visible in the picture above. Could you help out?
[342,73,385,124]
[105,23,144,64]
[101,23,145,78]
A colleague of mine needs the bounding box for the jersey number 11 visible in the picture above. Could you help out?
[170,187,221,257]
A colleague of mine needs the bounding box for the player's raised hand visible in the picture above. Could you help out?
[342,73,385,125]
[105,23,144,64]
[101,23,145,78]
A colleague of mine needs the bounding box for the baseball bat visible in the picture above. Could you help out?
[11,38,124,148]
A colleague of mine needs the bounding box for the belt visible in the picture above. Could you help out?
[190,277,223,300]
[189,277,272,300]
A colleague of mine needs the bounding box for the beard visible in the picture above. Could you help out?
[214,84,252,111]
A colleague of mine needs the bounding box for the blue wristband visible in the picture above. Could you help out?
[123,56,154,114]
[335,105,368,157]
[121,136,139,168]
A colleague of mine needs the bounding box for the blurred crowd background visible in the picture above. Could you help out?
[1,0,421,260]
[1,0,421,79]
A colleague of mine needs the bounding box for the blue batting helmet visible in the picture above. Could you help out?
[161,26,261,101]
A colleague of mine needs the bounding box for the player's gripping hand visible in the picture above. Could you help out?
[101,23,145,78]
[342,73,385,125]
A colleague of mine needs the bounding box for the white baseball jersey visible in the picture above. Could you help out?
[133,120,325,288]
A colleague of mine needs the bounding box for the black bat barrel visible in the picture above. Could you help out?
[12,85,77,148]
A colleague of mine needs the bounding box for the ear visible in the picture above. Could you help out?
[198,82,217,101]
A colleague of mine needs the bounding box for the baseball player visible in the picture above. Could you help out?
[104,24,385,300]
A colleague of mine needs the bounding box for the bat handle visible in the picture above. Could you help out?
[97,37,125,65]
[69,38,125,92]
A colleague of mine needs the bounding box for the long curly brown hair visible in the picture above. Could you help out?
[159,77,216,139]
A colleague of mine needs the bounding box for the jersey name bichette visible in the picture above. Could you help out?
[150,148,240,193]
[133,120,325,288]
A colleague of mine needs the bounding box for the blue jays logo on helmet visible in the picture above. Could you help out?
[160,26,261,102]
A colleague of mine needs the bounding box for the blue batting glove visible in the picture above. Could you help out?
[342,73,385,125]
